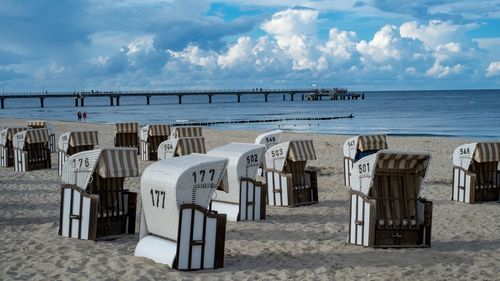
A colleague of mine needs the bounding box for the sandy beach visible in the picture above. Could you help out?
[0,117,498,280]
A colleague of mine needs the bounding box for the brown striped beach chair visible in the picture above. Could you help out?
[140,124,170,161]
[135,154,229,270]
[157,137,206,159]
[265,140,318,207]
[114,122,139,152]
[452,142,500,203]
[12,129,51,172]
[59,148,138,240]
[57,131,98,176]
[27,120,56,153]
[0,127,28,167]
[343,134,388,187]
[170,126,203,139]
[348,150,432,248]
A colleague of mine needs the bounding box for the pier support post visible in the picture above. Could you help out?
[301,94,304,101]
[265,94,268,102]
[40,97,45,108]
[282,94,285,101]
[178,95,182,104]
[1,98,4,109]
[110,97,114,106]
[80,98,85,107]
[75,98,79,107]
[208,95,212,103]
[290,94,294,101]
[362,93,365,100]
[237,94,241,103]
[116,96,120,106]
[319,95,322,101]
[146,96,150,105]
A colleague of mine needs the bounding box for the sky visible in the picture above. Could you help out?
[0,0,499,91]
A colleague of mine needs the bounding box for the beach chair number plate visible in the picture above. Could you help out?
[358,163,370,174]
[246,154,259,164]
[265,137,276,142]
[347,140,355,147]
[71,158,90,168]
[459,147,471,155]
[193,169,216,183]
[270,148,284,158]
[150,189,166,208]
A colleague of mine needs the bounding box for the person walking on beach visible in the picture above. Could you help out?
[77,111,82,121]
[83,111,87,122]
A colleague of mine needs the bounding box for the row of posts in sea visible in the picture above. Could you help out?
[0,88,364,109]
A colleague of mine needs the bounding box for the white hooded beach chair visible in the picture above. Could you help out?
[27,120,56,153]
[207,143,266,221]
[0,127,28,167]
[255,130,282,176]
[452,142,500,203]
[114,122,139,152]
[265,140,318,207]
[57,131,99,176]
[348,150,432,248]
[170,126,203,139]
[12,129,51,172]
[135,154,229,270]
[59,148,138,240]
[157,137,206,160]
[140,125,170,161]
[343,134,388,187]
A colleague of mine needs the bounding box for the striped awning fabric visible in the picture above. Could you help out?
[473,142,500,162]
[69,131,99,147]
[376,152,430,176]
[288,140,316,161]
[176,137,206,155]
[96,148,139,178]
[148,125,170,136]
[358,134,387,151]
[1,127,28,144]
[25,129,49,144]
[27,120,47,128]
[172,126,203,138]
[115,122,139,133]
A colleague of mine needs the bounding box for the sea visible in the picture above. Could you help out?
[1,89,499,140]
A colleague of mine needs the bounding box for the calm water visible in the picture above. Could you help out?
[1,90,499,139]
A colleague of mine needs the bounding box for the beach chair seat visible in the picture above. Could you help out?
[157,137,206,160]
[27,120,56,153]
[343,134,388,187]
[0,127,28,167]
[140,125,170,161]
[207,143,267,221]
[255,130,282,176]
[265,140,318,207]
[57,131,98,176]
[348,151,432,248]
[135,154,229,270]
[170,126,203,139]
[452,142,500,203]
[12,129,51,172]
[114,122,139,153]
[59,148,138,240]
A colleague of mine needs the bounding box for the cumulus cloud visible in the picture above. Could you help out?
[485,61,500,78]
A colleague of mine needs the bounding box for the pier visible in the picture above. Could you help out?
[0,88,364,109]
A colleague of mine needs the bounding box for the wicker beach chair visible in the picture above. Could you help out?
[157,137,206,160]
[348,150,432,248]
[57,131,98,176]
[265,140,318,207]
[452,142,500,203]
[27,120,56,153]
[114,122,139,152]
[170,126,203,139]
[135,154,229,270]
[343,134,388,187]
[255,130,282,176]
[207,143,267,221]
[140,125,170,161]
[59,148,138,240]
[12,129,51,172]
[0,127,28,167]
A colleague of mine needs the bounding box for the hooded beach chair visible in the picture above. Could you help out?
[452,142,500,203]
[140,124,170,161]
[348,150,432,248]
[255,130,282,176]
[57,131,99,176]
[157,137,206,160]
[0,127,28,167]
[27,120,56,153]
[265,140,318,207]
[207,143,267,221]
[170,126,203,139]
[343,134,388,187]
[12,129,51,172]
[134,154,229,270]
[59,148,138,240]
[114,122,139,152]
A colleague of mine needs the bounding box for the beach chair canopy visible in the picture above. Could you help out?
[343,134,388,161]
[62,147,139,190]
[255,130,282,150]
[170,126,203,139]
[140,125,170,141]
[351,150,431,196]
[207,143,265,202]
[453,142,500,170]
[58,131,98,152]
[265,140,316,172]
[115,122,139,133]
[157,137,206,159]
[0,127,28,146]
[140,154,228,241]
[12,129,49,150]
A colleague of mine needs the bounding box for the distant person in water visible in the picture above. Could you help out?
[83,112,87,122]
[77,111,82,121]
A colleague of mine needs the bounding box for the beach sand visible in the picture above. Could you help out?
[0,118,498,280]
